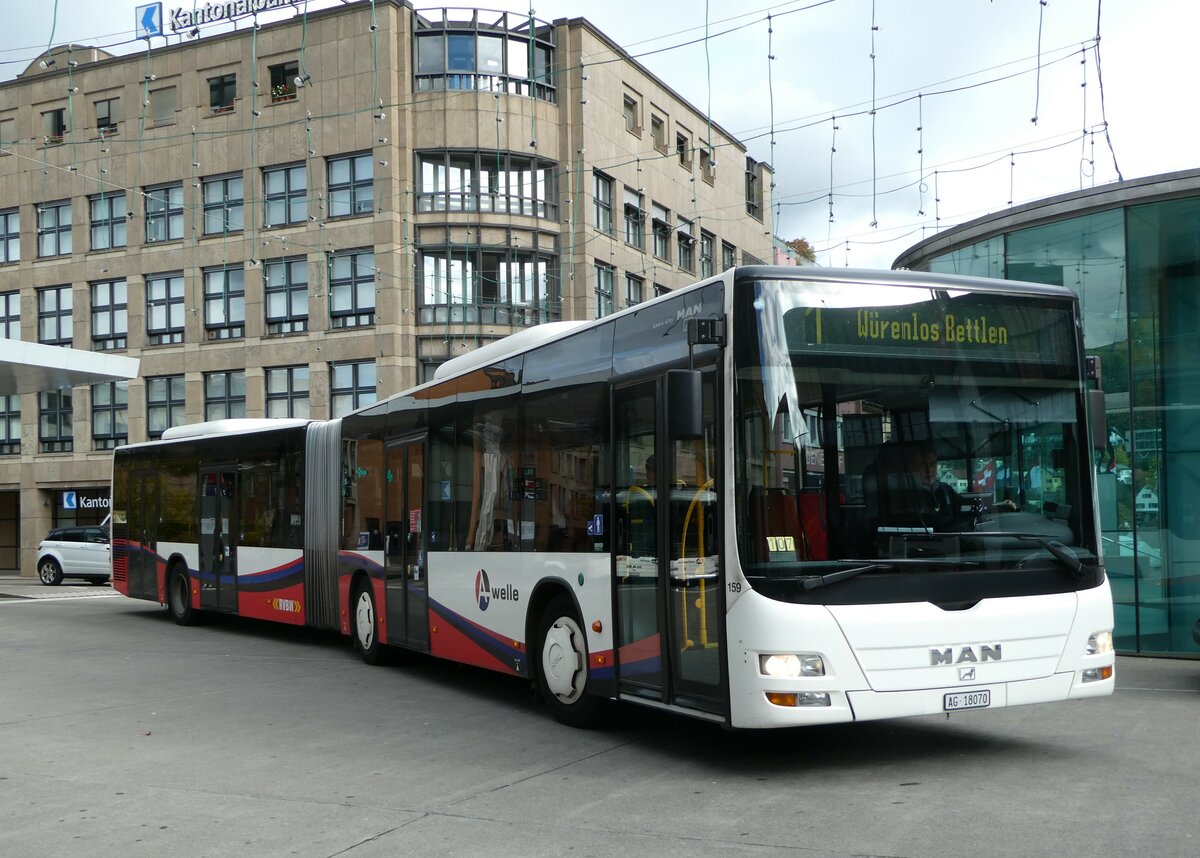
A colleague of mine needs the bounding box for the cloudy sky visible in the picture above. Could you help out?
[3,0,1196,267]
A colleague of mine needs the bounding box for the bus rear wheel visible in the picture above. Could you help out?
[167,566,197,626]
[352,580,386,665]
[536,594,602,728]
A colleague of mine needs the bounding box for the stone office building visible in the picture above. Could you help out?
[0,0,774,574]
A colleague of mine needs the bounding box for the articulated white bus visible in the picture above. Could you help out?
[113,267,1114,728]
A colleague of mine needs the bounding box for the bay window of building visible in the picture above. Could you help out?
[414,10,556,102]
[624,188,644,249]
[0,396,19,455]
[0,208,17,263]
[623,93,641,135]
[745,156,763,220]
[91,279,127,351]
[204,370,246,420]
[328,250,375,329]
[203,266,245,340]
[265,365,310,418]
[145,183,184,243]
[594,262,614,319]
[146,375,185,439]
[264,256,308,334]
[417,150,557,218]
[594,171,613,235]
[202,174,244,235]
[37,201,71,257]
[39,391,72,452]
[146,272,185,345]
[91,381,128,450]
[0,291,18,339]
[89,193,126,250]
[327,154,374,218]
[38,285,71,346]
[263,164,306,227]
[651,202,671,262]
[330,360,376,417]
[417,247,559,325]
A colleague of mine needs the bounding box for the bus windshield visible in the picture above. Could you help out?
[734,276,1099,604]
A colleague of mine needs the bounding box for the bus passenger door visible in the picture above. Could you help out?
[385,439,428,651]
[199,469,238,612]
[614,374,724,714]
[126,470,160,600]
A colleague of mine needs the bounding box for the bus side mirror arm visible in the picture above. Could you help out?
[1088,389,1106,451]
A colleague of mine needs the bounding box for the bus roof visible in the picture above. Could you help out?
[159,418,312,441]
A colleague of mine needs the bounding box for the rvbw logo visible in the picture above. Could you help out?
[474,569,520,612]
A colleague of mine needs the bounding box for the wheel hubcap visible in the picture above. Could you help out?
[542,617,585,702]
[355,591,374,648]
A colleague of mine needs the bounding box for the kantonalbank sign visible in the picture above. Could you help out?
[169,0,302,31]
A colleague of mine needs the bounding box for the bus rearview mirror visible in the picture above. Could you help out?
[667,369,702,439]
[1088,389,1106,451]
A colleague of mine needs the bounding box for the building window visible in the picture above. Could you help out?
[651,113,667,153]
[623,189,644,249]
[651,202,671,263]
[204,371,246,421]
[264,164,306,226]
[203,267,245,340]
[417,247,560,326]
[623,94,641,135]
[208,73,236,113]
[0,117,14,149]
[145,183,184,243]
[264,256,308,335]
[594,262,614,319]
[146,375,185,439]
[677,218,695,273]
[0,292,18,340]
[327,154,373,218]
[202,174,244,235]
[0,209,18,263]
[700,231,715,278]
[700,147,715,184]
[330,360,376,417]
[146,272,185,345]
[625,273,643,308]
[150,86,176,126]
[38,201,71,257]
[722,241,736,271]
[265,366,309,418]
[91,381,128,450]
[654,282,669,298]
[593,172,613,235]
[42,108,67,144]
[417,151,557,219]
[0,395,19,455]
[38,391,72,453]
[677,130,691,169]
[91,279,127,351]
[89,193,126,250]
[329,250,375,329]
[414,14,556,103]
[269,60,299,103]
[95,98,118,136]
[38,285,72,346]
[745,156,762,220]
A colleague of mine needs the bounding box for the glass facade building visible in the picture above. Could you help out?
[895,169,1200,656]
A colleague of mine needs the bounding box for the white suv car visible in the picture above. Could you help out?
[36,524,111,586]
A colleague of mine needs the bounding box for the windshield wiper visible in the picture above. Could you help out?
[1016,535,1087,578]
[802,563,892,591]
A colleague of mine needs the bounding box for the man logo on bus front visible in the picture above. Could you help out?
[475,569,490,611]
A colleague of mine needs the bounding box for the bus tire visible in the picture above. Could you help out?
[167,565,197,626]
[352,580,386,665]
[536,594,602,728]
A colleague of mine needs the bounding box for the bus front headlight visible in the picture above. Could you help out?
[1085,630,1113,655]
[759,653,825,678]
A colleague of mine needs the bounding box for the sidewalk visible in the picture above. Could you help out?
[0,573,115,599]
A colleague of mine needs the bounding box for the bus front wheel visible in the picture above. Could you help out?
[352,580,386,665]
[167,566,197,626]
[536,594,602,728]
